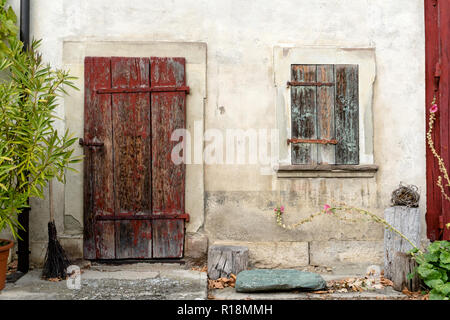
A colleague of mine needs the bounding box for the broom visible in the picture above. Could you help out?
[42,180,70,279]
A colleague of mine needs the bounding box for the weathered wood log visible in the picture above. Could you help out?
[208,245,249,280]
[392,252,420,292]
[384,206,421,281]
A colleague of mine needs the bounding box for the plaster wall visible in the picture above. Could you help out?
[5,0,425,268]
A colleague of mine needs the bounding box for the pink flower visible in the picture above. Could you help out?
[274,208,277,212]
[280,206,285,213]
[430,104,438,113]
[323,204,331,214]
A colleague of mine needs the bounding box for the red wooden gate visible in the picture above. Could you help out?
[83,56,189,259]
[425,0,450,240]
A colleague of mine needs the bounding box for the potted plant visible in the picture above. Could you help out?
[0,140,24,290]
[0,240,13,290]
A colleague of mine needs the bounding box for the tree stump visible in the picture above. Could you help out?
[384,206,421,287]
[392,252,420,292]
[207,245,249,280]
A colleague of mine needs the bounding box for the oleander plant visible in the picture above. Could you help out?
[0,38,80,239]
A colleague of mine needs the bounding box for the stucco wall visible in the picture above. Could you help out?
[7,0,425,268]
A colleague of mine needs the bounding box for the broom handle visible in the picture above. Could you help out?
[49,179,54,222]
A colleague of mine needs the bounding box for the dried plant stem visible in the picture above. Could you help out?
[427,102,450,201]
[275,205,422,254]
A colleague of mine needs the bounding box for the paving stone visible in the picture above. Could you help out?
[235,269,327,293]
[0,264,208,300]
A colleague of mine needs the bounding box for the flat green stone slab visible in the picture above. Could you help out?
[235,269,327,293]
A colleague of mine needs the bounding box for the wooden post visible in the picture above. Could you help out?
[392,252,420,292]
[384,206,421,290]
[207,245,249,280]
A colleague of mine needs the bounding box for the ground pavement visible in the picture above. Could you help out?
[0,262,417,300]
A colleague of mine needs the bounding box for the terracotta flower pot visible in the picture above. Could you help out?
[0,239,13,291]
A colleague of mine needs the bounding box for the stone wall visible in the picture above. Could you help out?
[5,0,425,268]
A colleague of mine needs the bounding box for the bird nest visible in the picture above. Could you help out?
[391,183,420,208]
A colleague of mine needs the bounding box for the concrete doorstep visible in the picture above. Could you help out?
[209,286,406,300]
[0,263,208,300]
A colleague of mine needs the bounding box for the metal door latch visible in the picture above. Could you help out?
[79,138,104,148]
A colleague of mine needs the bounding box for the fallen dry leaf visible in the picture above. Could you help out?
[208,275,236,289]
[312,290,330,294]
[380,276,394,287]
[47,277,62,282]
[401,287,429,300]
[191,266,208,273]
[327,272,395,293]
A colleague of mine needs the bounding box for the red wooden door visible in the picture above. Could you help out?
[83,56,189,259]
[425,0,450,240]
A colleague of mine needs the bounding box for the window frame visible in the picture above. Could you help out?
[273,46,377,177]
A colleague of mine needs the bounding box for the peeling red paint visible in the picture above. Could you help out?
[84,57,187,259]
[426,0,450,240]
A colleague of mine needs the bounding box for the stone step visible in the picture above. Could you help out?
[235,269,327,293]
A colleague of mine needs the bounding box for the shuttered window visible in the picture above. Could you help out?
[289,64,359,165]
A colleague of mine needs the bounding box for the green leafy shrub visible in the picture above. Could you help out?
[0,0,18,51]
[412,241,450,300]
[0,38,81,239]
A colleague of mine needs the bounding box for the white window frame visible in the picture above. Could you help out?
[273,46,376,167]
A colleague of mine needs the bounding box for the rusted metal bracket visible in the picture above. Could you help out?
[96,213,190,222]
[287,81,334,87]
[434,61,441,91]
[96,86,190,95]
[79,138,104,148]
[287,138,338,145]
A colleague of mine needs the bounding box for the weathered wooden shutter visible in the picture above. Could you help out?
[83,57,187,260]
[335,65,359,164]
[290,64,359,165]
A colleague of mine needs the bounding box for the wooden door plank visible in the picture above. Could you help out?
[95,220,115,259]
[84,57,114,259]
[152,219,184,258]
[150,57,186,258]
[115,220,152,259]
[316,65,335,164]
[151,57,186,213]
[111,57,153,258]
[425,0,443,241]
[111,57,151,215]
[438,0,450,240]
[291,65,317,164]
[335,65,359,164]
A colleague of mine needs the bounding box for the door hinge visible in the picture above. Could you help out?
[287,138,338,145]
[434,61,441,91]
